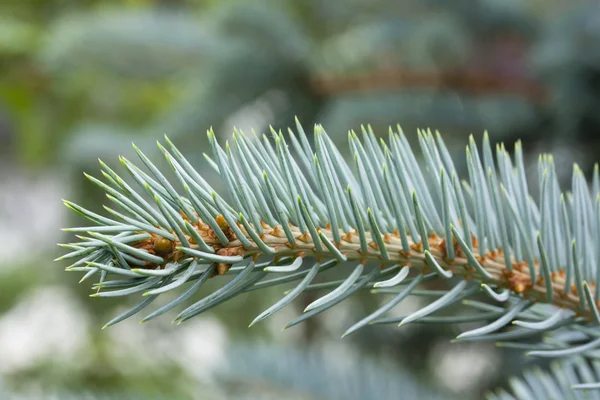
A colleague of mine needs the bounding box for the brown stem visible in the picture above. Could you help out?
[137,216,592,321]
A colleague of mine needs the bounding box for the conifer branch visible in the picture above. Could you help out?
[58,120,600,356]
[488,357,600,399]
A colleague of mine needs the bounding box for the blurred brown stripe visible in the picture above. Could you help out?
[310,68,545,102]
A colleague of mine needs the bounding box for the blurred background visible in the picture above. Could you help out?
[1,0,600,398]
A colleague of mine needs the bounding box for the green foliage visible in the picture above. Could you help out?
[0,267,40,315]
[37,3,320,167]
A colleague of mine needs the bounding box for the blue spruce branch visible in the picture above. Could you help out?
[57,120,600,359]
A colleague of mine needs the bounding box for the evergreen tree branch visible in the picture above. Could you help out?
[488,357,600,399]
[58,120,600,355]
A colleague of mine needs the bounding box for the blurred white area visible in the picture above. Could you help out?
[0,286,231,391]
[430,340,499,395]
[0,168,68,267]
[222,89,290,138]
[0,286,89,374]
[105,315,229,383]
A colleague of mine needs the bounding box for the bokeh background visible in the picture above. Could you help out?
[1,0,600,398]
